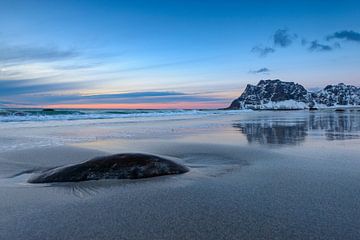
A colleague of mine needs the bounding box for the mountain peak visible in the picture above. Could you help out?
[228,80,360,110]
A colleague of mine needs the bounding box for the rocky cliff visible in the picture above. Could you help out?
[228,80,360,110]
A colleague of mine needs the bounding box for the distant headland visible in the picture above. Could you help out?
[227,79,360,110]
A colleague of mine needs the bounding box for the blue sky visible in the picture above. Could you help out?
[0,0,359,108]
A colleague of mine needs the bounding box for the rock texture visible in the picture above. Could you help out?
[28,153,189,183]
[312,83,360,107]
[228,80,360,110]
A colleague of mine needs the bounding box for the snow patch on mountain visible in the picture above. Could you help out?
[228,80,360,110]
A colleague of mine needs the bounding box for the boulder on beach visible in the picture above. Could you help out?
[28,153,189,183]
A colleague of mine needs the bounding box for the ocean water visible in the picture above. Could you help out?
[0,108,359,152]
[0,108,248,122]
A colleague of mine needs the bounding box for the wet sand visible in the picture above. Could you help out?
[1,110,360,239]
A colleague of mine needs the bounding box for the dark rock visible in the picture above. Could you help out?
[315,83,360,106]
[28,153,189,183]
[227,79,310,110]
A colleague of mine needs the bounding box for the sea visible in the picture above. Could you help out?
[0,108,246,122]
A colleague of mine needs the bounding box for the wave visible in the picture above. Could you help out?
[0,108,250,123]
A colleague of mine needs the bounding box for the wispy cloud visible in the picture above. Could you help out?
[327,30,360,43]
[1,88,225,106]
[0,44,78,65]
[0,78,87,96]
[0,34,223,108]
[273,29,297,48]
[82,91,186,99]
[251,28,360,57]
[249,67,270,74]
[71,92,223,104]
[251,46,275,57]
[308,41,339,52]
[54,63,100,70]
[0,74,225,106]
[251,28,296,57]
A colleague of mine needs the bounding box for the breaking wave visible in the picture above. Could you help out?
[0,108,249,122]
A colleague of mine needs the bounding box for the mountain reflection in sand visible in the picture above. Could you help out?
[233,110,360,145]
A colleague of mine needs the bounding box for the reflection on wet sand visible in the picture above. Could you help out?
[233,111,360,145]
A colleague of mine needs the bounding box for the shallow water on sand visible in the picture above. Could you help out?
[0,110,360,240]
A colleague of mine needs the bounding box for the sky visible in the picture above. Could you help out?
[0,0,359,109]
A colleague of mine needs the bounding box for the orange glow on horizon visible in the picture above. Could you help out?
[42,102,227,109]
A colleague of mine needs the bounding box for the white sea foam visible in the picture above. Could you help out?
[0,109,252,123]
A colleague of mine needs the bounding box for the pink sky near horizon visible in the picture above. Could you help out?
[42,102,228,109]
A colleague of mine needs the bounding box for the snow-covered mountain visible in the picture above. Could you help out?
[228,80,360,110]
[311,83,360,108]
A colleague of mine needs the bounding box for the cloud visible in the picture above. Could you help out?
[251,28,296,57]
[73,93,223,104]
[0,78,87,96]
[308,41,338,52]
[251,46,275,57]
[82,91,186,99]
[327,30,360,43]
[54,60,199,72]
[0,44,78,64]
[273,29,297,47]
[54,63,100,70]
[0,100,20,106]
[251,28,358,56]
[3,89,224,105]
[249,67,270,74]
[0,77,224,105]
